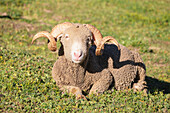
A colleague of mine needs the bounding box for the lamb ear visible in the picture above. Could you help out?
[56,34,63,41]
[58,43,64,56]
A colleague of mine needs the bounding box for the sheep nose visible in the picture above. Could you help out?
[73,50,82,59]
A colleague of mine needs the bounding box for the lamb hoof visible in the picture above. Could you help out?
[76,94,87,100]
[133,81,147,93]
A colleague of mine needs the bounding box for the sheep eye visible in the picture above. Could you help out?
[86,36,91,45]
[65,34,69,40]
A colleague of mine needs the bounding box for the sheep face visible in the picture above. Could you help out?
[60,25,93,64]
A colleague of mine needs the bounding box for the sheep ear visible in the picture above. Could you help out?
[58,43,64,56]
[56,34,63,41]
[91,36,94,45]
[55,34,64,56]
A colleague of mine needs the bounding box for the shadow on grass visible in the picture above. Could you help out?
[0,15,36,23]
[146,76,170,94]
[0,15,12,19]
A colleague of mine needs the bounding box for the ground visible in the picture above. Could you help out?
[0,0,169,112]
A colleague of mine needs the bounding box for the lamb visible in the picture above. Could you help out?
[32,22,147,99]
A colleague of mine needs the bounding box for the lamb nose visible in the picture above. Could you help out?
[74,50,82,58]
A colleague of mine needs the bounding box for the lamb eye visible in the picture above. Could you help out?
[86,36,91,44]
[65,34,69,40]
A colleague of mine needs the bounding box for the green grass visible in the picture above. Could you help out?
[0,0,169,112]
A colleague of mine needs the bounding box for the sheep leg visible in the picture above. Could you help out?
[89,69,113,95]
[60,85,87,100]
[132,51,147,94]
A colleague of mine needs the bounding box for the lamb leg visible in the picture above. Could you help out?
[89,69,113,95]
[131,51,147,94]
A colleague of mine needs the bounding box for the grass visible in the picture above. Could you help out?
[0,0,169,112]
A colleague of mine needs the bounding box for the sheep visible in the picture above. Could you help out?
[32,22,147,99]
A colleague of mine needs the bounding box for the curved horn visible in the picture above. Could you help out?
[32,31,57,51]
[83,24,105,56]
[32,22,73,51]
[96,36,120,55]
[51,22,73,39]
[83,24,103,45]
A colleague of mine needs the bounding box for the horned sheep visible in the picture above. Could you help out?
[32,22,147,99]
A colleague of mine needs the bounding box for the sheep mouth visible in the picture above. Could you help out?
[72,60,82,63]
[72,55,85,64]
[72,57,84,63]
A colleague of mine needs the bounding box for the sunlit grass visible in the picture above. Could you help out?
[0,0,169,112]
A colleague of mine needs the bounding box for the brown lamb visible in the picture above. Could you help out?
[32,22,147,99]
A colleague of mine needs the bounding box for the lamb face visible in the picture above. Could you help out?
[60,25,93,64]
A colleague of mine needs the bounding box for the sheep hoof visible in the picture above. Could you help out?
[76,94,87,100]
[133,81,148,93]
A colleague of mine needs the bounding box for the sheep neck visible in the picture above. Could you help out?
[59,55,89,86]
